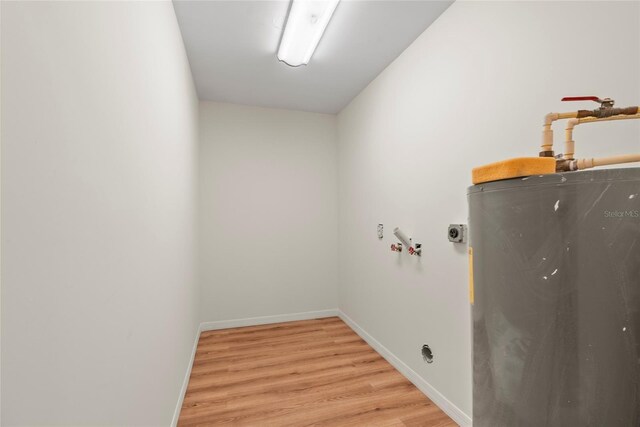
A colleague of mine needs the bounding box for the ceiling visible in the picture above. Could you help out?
[173,0,453,114]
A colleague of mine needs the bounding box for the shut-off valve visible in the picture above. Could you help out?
[391,243,403,252]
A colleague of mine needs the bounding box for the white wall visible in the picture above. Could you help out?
[1,2,199,426]
[337,1,640,422]
[199,102,338,322]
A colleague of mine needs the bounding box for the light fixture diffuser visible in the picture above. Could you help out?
[277,0,340,67]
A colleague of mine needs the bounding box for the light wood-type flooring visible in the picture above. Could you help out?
[178,316,456,426]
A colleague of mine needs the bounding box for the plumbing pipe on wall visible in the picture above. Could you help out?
[564,113,640,160]
[393,227,412,248]
[541,111,582,155]
[539,96,640,172]
[540,97,639,156]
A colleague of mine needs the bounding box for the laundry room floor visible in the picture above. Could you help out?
[178,317,455,426]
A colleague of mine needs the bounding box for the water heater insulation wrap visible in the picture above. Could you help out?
[468,168,640,427]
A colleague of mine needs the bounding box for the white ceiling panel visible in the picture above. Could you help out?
[173,0,453,113]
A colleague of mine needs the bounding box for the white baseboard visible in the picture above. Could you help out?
[199,309,339,332]
[338,310,472,427]
[171,324,201,427]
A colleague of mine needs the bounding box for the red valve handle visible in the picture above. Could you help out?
[561,96,602,103]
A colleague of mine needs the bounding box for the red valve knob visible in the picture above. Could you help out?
[561,96,602,102]
[561,96,614,108]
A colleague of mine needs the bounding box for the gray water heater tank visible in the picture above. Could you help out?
[468,167,640,427]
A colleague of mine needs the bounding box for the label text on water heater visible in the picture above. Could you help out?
[603,210,640,218]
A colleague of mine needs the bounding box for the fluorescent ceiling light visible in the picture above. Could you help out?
[278,0,340,67]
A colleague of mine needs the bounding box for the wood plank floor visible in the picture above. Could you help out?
[178,317,456,426]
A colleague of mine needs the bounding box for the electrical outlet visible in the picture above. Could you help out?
[448,224,467,243]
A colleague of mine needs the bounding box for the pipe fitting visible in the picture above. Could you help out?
[563,118,579,160]
[541,113,559,155]
[578,106,639,119]
[540,112,577,156]
[555,159,572,172]
[576,158,595,170]
[544,112,559,126]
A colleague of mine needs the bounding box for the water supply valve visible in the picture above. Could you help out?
[538,95,640,163]
[560,96,636,118]
[561,96,615,109]
[408,243,422,256]
[391,243,403,252]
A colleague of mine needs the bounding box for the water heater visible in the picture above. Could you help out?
[468,168,640,426]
